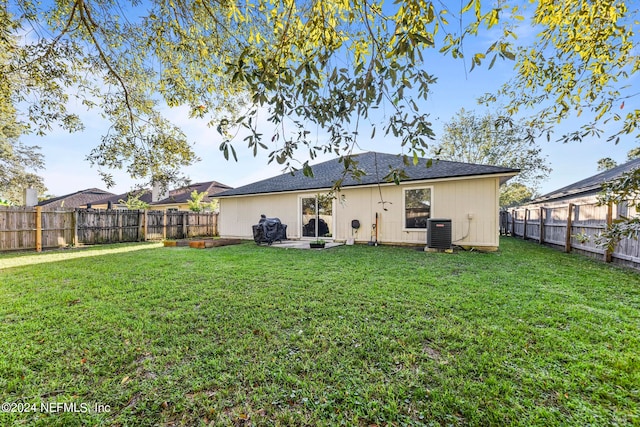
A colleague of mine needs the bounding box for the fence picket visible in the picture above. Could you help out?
[504,201,640,269]
[0,207,218,252]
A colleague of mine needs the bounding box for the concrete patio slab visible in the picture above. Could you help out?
[268,240,344,250]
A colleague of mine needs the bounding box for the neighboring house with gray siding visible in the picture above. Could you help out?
[525,158,640,208]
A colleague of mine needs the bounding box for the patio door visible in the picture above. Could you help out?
[301,195,333,238]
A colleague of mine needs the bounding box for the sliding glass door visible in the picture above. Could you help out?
[301,195,333,238]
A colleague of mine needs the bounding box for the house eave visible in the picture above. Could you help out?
[218,172,518,199]
[528,184,602,205]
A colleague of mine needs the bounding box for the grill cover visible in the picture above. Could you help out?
[252,215,288,245]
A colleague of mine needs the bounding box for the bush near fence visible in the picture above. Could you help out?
[0,207,218,252]
[501,201,640,270]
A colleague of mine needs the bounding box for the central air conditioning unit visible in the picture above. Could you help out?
[427,218,452,249]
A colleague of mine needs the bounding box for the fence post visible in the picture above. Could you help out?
[118,211,123,242]
[163,210,167,240]
[604,202,613,263]
[523,209,528,240]
[183,212,188,238]
[137,210,144,241]
[143,210,148,241]
[35,206,42,252]
[511,210,515,236]
[565,203,574,253]
[539,207,545,244]
[73,209,79,246]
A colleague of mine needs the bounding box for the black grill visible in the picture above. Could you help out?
[252,215,287,245]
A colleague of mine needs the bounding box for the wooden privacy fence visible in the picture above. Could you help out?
[501,201,640,269]
[0,207,218,252]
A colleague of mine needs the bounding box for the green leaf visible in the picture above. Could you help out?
[302,162,313,177]
[461,0,474,14]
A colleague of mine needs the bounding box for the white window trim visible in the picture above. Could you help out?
[298,192,335,239]
[402,185,433,232]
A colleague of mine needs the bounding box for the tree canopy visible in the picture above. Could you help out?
[499,182,535,209]
[187,190,217,212]
[598,168,640,250]
[2,0,639,248]
[3,0,636,186]
[431,108,550,207]
[482,0,639,146]
[597,157,618,172]
[1,34,46,204]
[597,147,640,172]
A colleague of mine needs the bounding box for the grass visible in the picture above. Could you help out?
[0,238,638,426]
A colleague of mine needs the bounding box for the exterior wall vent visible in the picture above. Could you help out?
[427,218,452,249]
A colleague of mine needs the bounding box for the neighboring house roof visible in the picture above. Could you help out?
[89,189,152,207]
[90,180,232,207]
[157,181,232,204]
[529,157,640,204]
[37,188,115,208]
[217,151,519,197]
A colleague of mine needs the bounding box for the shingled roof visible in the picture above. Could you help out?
[530,157,640,204]
[156,181,232,204]
[217,152,519,197]
[90,180,232,206]
[37,188,115,208]
[89,188,151,206]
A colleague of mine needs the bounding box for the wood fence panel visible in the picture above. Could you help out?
[570,203,608,255]
[187,212,213,237]
[122,211,142,242]
[506,201,640,269]
[525,209,540,241]
[499,211,509,235]
[613,237,640,263]
[542,224,567,246]
[146,211,165,241]
[512,220,525,237]
[511,210,525,238]
[41,209,74,248]
[188,212,201,237]
[76,209,141,244]
[0,207,36,251]
[1,208,218,251]
[542,207,567,246]
[166,212,185,239]
[0,207,77,251]
[77,209,94,243]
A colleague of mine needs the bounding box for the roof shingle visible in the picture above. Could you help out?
[37,188,115,208]
[217,152,519,197]
[89,180,232,207]
[531,157,640,204]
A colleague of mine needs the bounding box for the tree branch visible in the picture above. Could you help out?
[76,0,136,128]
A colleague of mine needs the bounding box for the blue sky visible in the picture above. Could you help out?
[20,7,638,199]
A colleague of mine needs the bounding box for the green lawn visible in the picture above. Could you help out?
[0,238,638,426]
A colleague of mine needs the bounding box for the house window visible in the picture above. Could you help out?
[404,188,431,229]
